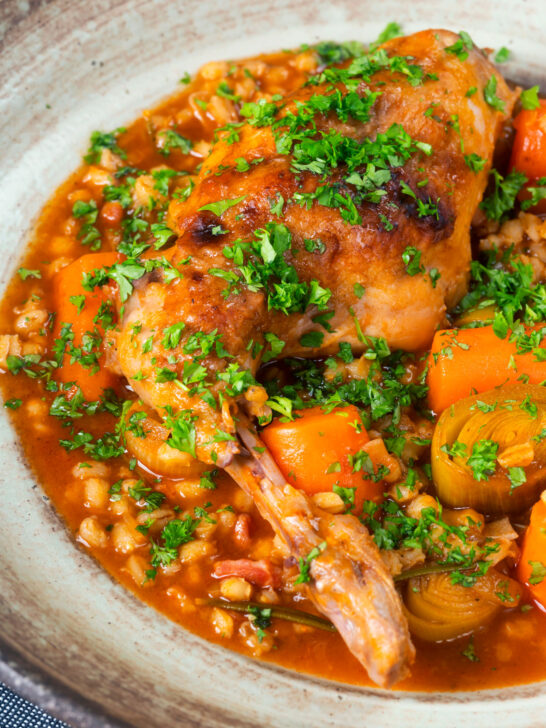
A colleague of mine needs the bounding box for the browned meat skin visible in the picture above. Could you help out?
[166,29,516,352]
[227,422,414,688]
[117,29,516,463]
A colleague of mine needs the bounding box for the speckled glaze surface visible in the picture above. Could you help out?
[1,1,546,726]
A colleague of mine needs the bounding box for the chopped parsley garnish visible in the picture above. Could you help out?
[314,40,366,65]
[84,128,127,164]
[212,223,331,315]
[521,178,546,210]
[157,130,192,156]
[149,515,201,573]
[494,47,510,64]
[299,331,324,348]
[369,22,402,50]
[402,246,425,276]
[479,169,527,221]
[199,469,218,490]
[199,196,247,216]
[529,561,546,585]
[461,636,480,662]
[164,408,197,458]
[464,153,486,172]
[445,31,474,62]
[507,466,526,493]
[162,322,186,349]
[466,439,498,481]
[73,199,102,249]
[17,268,41,280]
[483,75,506,112]
[4,398,22,410]
[262,332,286,363]
[441,441,468,459]
[333,484,356,511]
[294,541,327,584]
[247,605,272,643]
[520,85,540,111]
[353,282,365,298]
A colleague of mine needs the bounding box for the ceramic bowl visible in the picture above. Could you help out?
[1,1,545,726]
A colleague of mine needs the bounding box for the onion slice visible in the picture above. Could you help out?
[431,384,546,514]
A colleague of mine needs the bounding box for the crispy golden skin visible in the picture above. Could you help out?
[166,29,516,351]
[117,29,515,457]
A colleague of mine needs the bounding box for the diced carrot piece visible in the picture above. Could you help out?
[517,495,546,609]
[52,252,120,401]
[509,100,546,212]
[261,405,385,508]
[427,326,546,413]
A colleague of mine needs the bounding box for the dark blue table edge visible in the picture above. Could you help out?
[0,637,131,728]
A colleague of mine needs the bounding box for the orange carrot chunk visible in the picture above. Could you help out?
[427,325,546,413]
[52,252,120,401]
[261,405,385,508]
[517,496,546,610]
[509,100,546,213]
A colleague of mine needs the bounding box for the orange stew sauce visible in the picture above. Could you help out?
[1,46,546,693]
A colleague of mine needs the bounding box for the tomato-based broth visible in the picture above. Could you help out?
[3,28,546,692]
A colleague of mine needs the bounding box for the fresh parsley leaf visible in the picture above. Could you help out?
[4,398,22,409]
[494,47,510,63]
[69,294,86,314]
[466,439,498,481]
[521,179,546,210]
[529,560,546,585]
[441,441,468,459]
[445,31,474,62]
[269,192,284,217]
[162,322,186,349]
[299,331,324,348]
[369,22,402,51]
[464,153,486,172]
[247,605,272,643]
[483,75,506,112]
[216,81,241,102]
[199,469,218,490]
[314,40,366,64]
[402,245,425,276]
[158,130,192,156]
[262,332,286,363]
[17,268,41,280]
[294,541,327,584]
[353,282,365,298]
[520,85,540,111]
[84,128,127,164]
[507,466,526,492]
[164,408,197,458]
[199,196,246,216]
[461,635,480,662]
[480,169,527,221]
[151,223,176,249]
